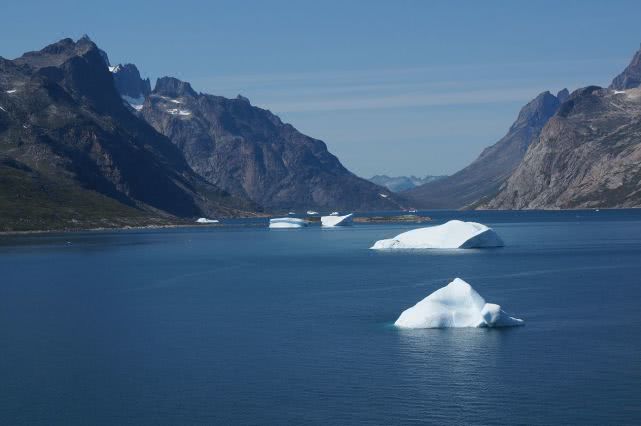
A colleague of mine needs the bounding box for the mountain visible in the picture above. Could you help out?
[610,43,641,90]
[138,76,404,211]
[368,174,446,192]
[0,37,254,231]
[110,64,151,106]
[481,86,641,209]
[404,89,566,208]
[481,45,641,209]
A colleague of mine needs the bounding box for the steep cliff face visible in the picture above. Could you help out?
[0,37,254,230]
[481,86,641,209]
[141,77,403,211]
[404,90,565,208]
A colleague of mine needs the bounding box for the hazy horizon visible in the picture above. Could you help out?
[3,0,641,177]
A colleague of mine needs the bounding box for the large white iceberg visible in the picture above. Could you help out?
[269,217,308,228]
[321,213,353,227]
[196,217,219,223]
[371,220,503,249]
[395,278,524,329]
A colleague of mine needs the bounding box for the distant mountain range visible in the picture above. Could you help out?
[368,174,446,192]
[405,43,641,210]
[0,37,402,231]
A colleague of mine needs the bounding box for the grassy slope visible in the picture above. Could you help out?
[0,162,177,232]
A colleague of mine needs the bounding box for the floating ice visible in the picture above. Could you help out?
[6,89,17,94]
[307,210,319,215]
[196,218,219,223]
[379,193,389,198]
[0,106,6,112]
[613,90,626,94]
[269,217,307,228]
[329,211,340,216]
[395,278,524,329]
[321,213,353,227]
[371,220,503,249]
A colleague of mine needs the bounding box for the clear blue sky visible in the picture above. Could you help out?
[2,0,641,177]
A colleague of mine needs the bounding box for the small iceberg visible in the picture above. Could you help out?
[196,218,219,224]
[269,217,307,228]
[321,213,353,227]
[306,210,319,215]
[329,211,340,216]
[371,220,503,249]
[395,278,524,329]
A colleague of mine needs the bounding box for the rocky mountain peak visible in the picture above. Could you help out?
[610,44,641,90]
[110,63,151,100]
[509,90,561,132]
[556,88,570,103]
[154,77,197,98]
[16,36,100,69]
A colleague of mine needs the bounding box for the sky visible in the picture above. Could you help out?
[2,0,641,177]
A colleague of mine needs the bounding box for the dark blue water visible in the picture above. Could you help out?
[1,210,641,425]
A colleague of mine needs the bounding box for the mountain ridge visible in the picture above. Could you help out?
[1,36,255,231]
[137,75,405,211]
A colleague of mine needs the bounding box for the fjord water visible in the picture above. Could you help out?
[1,210,641,425]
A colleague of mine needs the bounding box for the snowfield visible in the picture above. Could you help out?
[371,220,503,249]
[321,213,353,227]
[269,217,308,228]
[395,278,524,329]
[122,95,145,111]
[167,108,192,116]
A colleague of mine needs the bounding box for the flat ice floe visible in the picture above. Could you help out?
[321,213,353,227]
[371,220,503,249]
[395,278,524,329]
[269,217,307,228]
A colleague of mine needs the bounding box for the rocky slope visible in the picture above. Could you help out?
[0,37,254,231]
[481,86,641,209]
[368,174,446,192]
[140,77,403,211]
[404,89,567,208]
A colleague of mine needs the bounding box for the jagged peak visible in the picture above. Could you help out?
[556,88,570,103]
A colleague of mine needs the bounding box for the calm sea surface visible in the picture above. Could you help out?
[1,210,641,425]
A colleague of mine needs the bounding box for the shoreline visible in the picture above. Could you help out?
[1,207,639,236]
